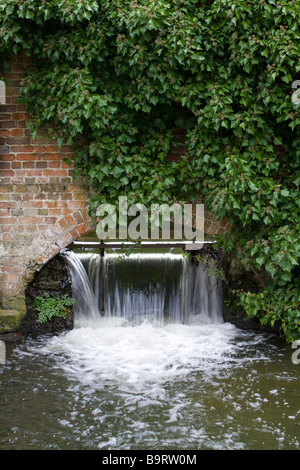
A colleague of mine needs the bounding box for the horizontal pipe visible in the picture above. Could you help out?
[70,240,216,249]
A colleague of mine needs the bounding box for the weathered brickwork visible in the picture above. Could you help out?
[0,55,92,318]
[0,54,231,327]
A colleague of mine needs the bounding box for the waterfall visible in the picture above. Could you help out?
[60,250,100,327]
[61,249,223,326]
[102,253,183,325]
[180,258,223,324]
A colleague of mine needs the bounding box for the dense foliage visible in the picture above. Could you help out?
[0,0,299,341]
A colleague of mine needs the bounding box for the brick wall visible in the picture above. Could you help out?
[0,54,231,325]
[0,55,92,315]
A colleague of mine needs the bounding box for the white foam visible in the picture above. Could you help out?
[34,320,241,395]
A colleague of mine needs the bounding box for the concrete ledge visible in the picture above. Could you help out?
[0,310,22,334]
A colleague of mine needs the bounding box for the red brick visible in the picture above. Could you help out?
[0,113,11,120]
[18,121,28,130]
[11,174,26,181]
[33,145,47,153]
[58,218,68,231]
[81,207,90,217]
[48,161,61,169]
[61,161,72,169]
[0,129,11,137]
[0,154,15,161]
[16,153,40,161]
[9,146,23,152]
[61,146,72,153]
[11,113,26,120]
[0,161,11,169]
[0,120,18,128]
[21,145,35,153]
[0,169,14,176]
[0,202,16,209]
[69,200,87,209]
[65,214,76,226]
[44,216,57,224]
[41,153,63,161]
[0,209,10,216]
[0,216,17,224]
[11,128,25,136]
[0,184,13,193]
[9,96,21,105]
[22,161,35,169]
[77,224,87,235]
[42,169,68,177]
[24,170,43,177]
[48,208,61,216]
[69,228,80,239]
[22,217,40,224]
[36,161,48,169]
[73,211,84,224]
[0,105,17,113]
[11,161,22,169]
[46,145,59,153]
[6,137,30,145]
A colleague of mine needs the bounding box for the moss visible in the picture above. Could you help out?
[1,296,27,316]
[0,310,22,334]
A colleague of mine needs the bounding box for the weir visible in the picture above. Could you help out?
[61,248,223,327]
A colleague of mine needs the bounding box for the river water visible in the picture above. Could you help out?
[1,318,299,450]
[0,251,299,450]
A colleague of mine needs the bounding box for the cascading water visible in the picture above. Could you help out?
[180,258,223,324]
[60,250,100,326]
[61,249,223,327]
[2,249,299,451]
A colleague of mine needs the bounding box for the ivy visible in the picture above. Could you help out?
[0,0,299,341]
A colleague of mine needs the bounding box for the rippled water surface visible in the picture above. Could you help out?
[0,319,299,450]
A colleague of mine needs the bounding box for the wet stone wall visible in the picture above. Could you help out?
[22,254,74,336]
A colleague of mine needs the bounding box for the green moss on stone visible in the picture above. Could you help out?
[0,310,22,334]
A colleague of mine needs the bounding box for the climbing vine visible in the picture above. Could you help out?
[0,0,299,341]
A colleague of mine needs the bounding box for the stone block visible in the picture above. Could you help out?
[0,309,22,334]
[1,295,27,315]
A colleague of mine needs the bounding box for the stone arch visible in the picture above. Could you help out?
[0,206,94,316]
[9,208,94,333]
[31,208,93,269]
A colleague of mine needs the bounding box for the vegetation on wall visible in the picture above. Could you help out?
[34,292,75,324]
[0,0,299,341]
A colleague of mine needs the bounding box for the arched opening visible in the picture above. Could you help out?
[22,252,74,336]
[20,213,96,335]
